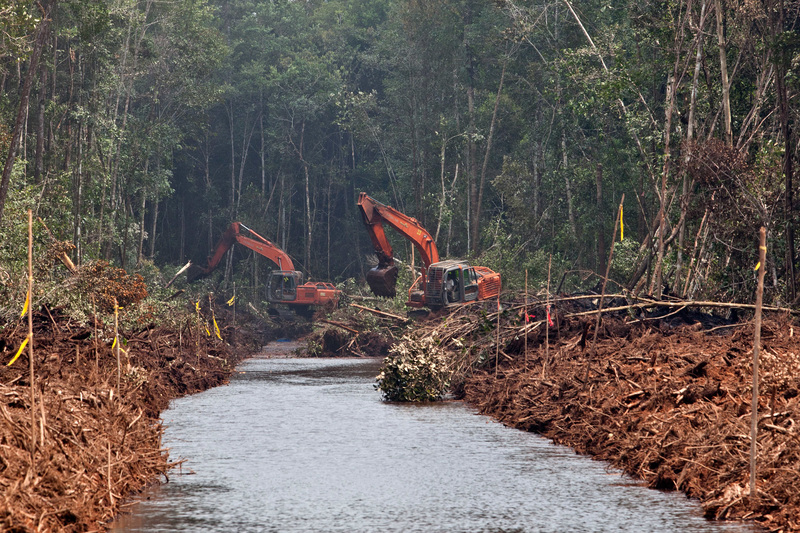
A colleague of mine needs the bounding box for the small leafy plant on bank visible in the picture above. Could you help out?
[375,334,451,402]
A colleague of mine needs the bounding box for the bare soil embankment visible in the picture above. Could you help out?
[0,304,267,532]
[442,302,800,532]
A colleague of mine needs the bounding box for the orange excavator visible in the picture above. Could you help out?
[357,192,501,310]
[186,222,340,312]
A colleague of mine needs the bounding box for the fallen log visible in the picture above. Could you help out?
[350,303,408,322]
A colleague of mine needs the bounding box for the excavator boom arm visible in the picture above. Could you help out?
[192,222,294,279]
[357,193,439,267]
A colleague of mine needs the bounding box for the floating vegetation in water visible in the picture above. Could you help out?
[375,334,450,402]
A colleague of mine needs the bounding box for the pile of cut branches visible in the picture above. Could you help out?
[0,304,251,531]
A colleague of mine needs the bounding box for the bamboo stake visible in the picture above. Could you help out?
[585,194,625,384]
[543,256,552,379]
[750,226,766,501]
[524,270,528,369]
[93,297,98,369]
[114,297,120,392]
[208,293,214,345]
[195,299,201,361]
[495,290,501,379]
[27,209,35,471]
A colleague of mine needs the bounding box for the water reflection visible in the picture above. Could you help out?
[113,354,760,533]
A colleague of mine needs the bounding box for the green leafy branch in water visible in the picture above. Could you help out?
[375,335,451,402]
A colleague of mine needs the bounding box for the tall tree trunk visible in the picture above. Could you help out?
[106,0,151,260]
[34,65,46,184]
[180,198,185,264]
[137,188,146,266]
[715,0,732,145]
[675,0,708,293]
[327,170,332,279]
[228,102,236,220]
[259,90,267,199]
[596,164,605,274]
[73,119,84,261]
[236,114,257,212]
[532,139,541,221]
[149,196,159,259]
[561,132,577,240]
[465,4,479,254]
[476,62,506,250]
[775,0,796,299]
[652,70,677,297]
[302,123,312,272]
[654,0,694,296]
[0,1,52,223]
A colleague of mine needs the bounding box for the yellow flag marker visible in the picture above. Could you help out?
[7,337,29,366]
[213,317,222,340]
[226,295,235,306]
[205,324,211,337]
[620,205,624,241]
[755,262,761,271]
[20,291,29,318]
[195,301,201,312]
[112,336,118,350]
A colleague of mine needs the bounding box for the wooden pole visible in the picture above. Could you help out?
[524,269,528,369]
[27,210,36,470]
[350,303,407,321]
[209,293,215,345]
[495,290,501,378]
[114,297,120,392]
[543,255,552,378]
[319,318,360,334]
[93,297,98,370]
[750,226,767,501]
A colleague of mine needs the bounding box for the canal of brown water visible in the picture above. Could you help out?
[112,343,760,533]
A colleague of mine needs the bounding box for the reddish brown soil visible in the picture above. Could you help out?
[0,305,259,532]
[460,312,800,532]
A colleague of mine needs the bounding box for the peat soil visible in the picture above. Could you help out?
[0,304,287,532]
[457,305,800,532]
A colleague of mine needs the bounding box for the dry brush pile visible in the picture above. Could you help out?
[393,296,800,532]
[0,301,252,531]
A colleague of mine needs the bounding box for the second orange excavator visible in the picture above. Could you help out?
[357,192,501,310]
[186,222,340,313]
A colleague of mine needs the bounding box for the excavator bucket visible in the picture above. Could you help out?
[185,263,209,282]
[366,265,399,298]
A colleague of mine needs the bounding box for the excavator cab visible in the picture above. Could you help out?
[424,260,480,309]
[268,270,303,303]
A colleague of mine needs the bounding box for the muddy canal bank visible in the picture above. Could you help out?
[3,294,798,532]
[0,305,273,532]
[450,310,800,533]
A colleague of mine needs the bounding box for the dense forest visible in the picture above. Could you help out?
[2,0,799,307]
